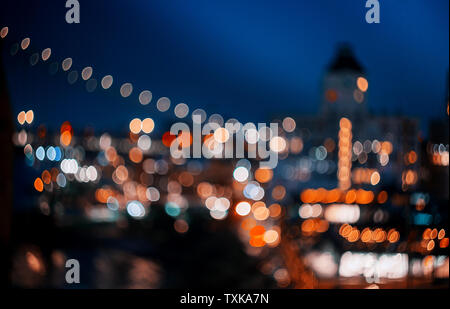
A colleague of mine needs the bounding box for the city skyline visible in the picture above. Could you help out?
[0,0,448,292]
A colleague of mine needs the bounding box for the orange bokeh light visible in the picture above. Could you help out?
[60,131,72,147]
[249,225,265,237]
[254,168,273,183]
[249,237,266,247]
[41,170,51,185]
[325,89,338,103]
[162,132,177,147]
[357,77,369,92]
[272,185,286,201]
[269,203,282,218]
[129,147,143,163]
[377,191,388,204]
[34,178,44,192]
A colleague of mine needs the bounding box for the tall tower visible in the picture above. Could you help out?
[321,44,368,124]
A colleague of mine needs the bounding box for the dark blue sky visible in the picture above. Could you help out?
[1,0,448,133]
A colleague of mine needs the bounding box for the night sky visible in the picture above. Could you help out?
[1,0,448,133]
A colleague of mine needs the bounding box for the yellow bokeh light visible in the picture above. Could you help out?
[21,37,30,50]
[370,171,380,185]
[268,203,282,218]
[269,136,287,153]
[41,48,51,61]
[357,77,369,92]
[141,118,155,134]
[17,111,26,125]
[129,118,142,134]
[263,230,279,244]
[235,201,251,216]
[254,168,273,183]
[25,110,34,124]
[253,206,270,221]
[0,27,8,39]
[214,127,230,143]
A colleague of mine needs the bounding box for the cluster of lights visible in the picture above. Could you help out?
[96,188,118,204]
[252,202,269,220]
[352,168,381,186]
[298,204,322,219]
[17,110,34,125]
[339,252,408,279]
[129,118,155,134]
[95,185,154,221]
[60,159,79,174]
[33,168,68,192]
[73,165,99,183]
[242,223,280,248]
[429,144,449,166]
[411,255,449,279]
[158,123,288,159]
[35,146,63,162]
[304,252,338,278]
[324,204,360,223]
[236,202,282,219]
[60,121,73,147]
[300,188,378,205]
[204,196,231,220]
[421,228,448,251]
[196,181,232,200]
[243,182,265,201]
[301,218,329,234]
[337,118,352,190]
[234,197,283,248]
[352,139,392,166]
[353,139,387,154]
[196,181,233,220]
[339,224,400,244]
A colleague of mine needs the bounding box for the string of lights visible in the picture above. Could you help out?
[1,25,228,129]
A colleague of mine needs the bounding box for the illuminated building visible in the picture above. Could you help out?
[269,44,448,287]
[422,75,449,200]
[276,44,421,193]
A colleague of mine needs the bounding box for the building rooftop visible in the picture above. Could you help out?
[328,43,365,73]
